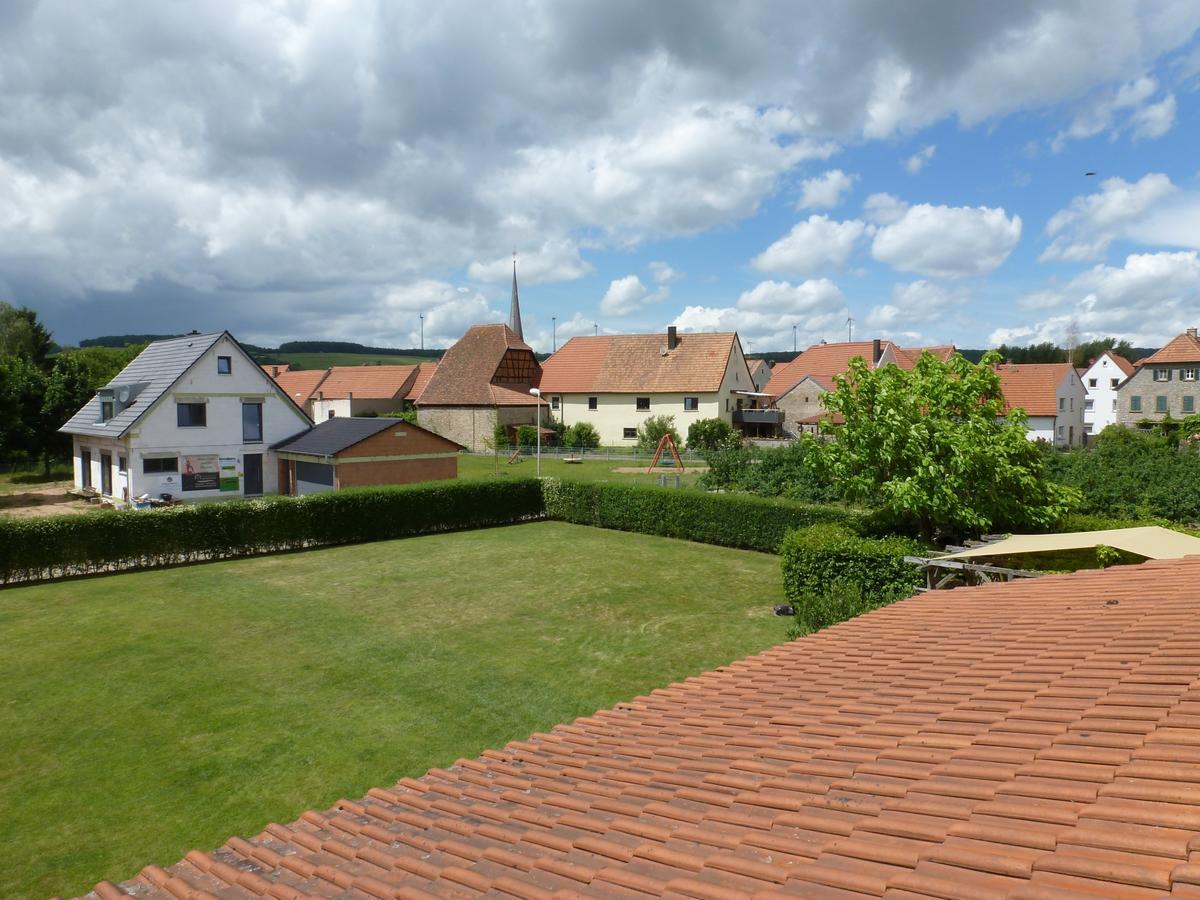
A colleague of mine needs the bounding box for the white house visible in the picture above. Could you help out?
[537,327,753,444]
[994,362,1086,447]
[1080,351,1136,437]
[60,332,311,503]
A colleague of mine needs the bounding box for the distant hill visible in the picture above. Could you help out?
[75,335,446,369]
[79,334,179,348]
[746,351,799,364]
[959,347,1159,364]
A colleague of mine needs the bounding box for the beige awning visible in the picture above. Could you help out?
[938,526,1200,561]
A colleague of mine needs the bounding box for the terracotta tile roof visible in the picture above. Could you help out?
[748,358,770,378]
[1108,354,1136,377]
[765,341,885,396]
[538,332,739,394]
[260,363,292,377]
[404,362,438,402]
[418,323,544,407]
[995,363,1074,416]
[1137,331,1200,366]
[271,369,329,407]
[315,365,418,400]
[89,555,1200,899]
[890,345,957,370]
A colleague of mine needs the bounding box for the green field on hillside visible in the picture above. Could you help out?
[260,350,432,369]
[0,521,786,898]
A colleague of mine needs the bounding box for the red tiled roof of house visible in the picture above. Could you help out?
[259,363,292,377]
[538,332,739,394]
[271,369,329,407]
[1138,330,1200,366]
[889,344,957,369]
[747,358,770,379]
[1108,353,1136,377]
[995,362,1074,416]
[418,323,545,407]
[404,361,438,402]
[90,555,1200,899]
[314,365,418,400]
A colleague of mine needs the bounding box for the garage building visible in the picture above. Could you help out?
[273,417,462,495]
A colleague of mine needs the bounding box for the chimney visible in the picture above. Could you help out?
[667,326,678,351]
[1189,327,1198,338]
[871,338,882,364]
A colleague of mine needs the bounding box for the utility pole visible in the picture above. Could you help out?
[552,316,557,352]
[793,323,797,353]
[846,316,854,343]
[593,322,598,336]
[419,314,424,351]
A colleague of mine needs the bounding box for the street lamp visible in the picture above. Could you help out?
[529,388,542,477]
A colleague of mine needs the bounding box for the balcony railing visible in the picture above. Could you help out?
[733,409,783,425]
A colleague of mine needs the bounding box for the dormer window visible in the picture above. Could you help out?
[217,355,232,374]
[99,400,114,422]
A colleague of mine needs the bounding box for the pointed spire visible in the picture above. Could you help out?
[509,251,524,340]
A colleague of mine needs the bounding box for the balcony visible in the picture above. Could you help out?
[733,408,783,425]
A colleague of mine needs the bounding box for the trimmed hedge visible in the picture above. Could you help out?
[0,479,545,585]
[542,479,862,553]
[780,523,922,610]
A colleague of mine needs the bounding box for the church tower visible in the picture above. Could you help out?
[508,253,524,340]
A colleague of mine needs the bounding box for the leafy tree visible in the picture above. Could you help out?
[815,350,1078,540]
[1071,337,1136,369]
[563,421,600,449]
[636,414,681,452]
[62,343,147,389]
[700,437,841,502]
[686,417,740,451]
[516,425,539,447]
[0,303,54,371]
[39,354,95,472]
[0,355,48,464]
[989,342,1064,364]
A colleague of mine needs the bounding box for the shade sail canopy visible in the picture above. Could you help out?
[939,526,1200,561]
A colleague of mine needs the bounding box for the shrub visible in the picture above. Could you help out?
[779,524,922,612]
[700,437,841,503]
[686,418,739,451]
[563,421,600,450]
[516,425,539,447]
[787,578,876,638]
[542,479,862,553]
[637,414,682,452]
[0,479,545,585]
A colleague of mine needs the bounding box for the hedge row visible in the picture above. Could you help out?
[780,523,923,611]
[0,479,546,585]
[541,479,862,553]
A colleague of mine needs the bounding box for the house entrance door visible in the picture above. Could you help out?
[100,452,112,496]
[243,453,263,496]
[81,450,92,488]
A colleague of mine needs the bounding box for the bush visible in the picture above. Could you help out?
[0,479,545,585]
[787,578,876,638]
[637,414,681,452]
[563,421,600,450]
[516,425,539,447]
[779,524,922,615]
[700,437,841,503]
[542,479,862,553]
[686,418,739,451]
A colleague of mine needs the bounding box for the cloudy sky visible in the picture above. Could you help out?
[2,1,1200,352]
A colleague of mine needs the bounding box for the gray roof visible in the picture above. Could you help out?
[60,332,225,438]
[271,417,399,456]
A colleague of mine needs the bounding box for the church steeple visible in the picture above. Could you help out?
[509,252,524,340]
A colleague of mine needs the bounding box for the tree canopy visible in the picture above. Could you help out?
[815,350,1078,540]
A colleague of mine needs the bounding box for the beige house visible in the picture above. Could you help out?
[1116,328,1200,427]
[765,339,956,435]
[537,327,754,445]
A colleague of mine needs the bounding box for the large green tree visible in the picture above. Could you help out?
[0,303,54,371]
[0,355,48,463]
[815,350,1078,540]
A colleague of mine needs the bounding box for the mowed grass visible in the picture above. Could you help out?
[0,521,787,898]
[457,452,706,487]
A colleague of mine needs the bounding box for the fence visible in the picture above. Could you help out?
[471,445,707,464]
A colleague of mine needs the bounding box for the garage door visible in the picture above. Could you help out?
[295,461,335,495]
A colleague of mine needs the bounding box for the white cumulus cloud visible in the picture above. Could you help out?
[752,215,868,274]
[671,278,848,350]
[1040,173,1176,262]
[798,169,857,209]
[871,203,1022,278]
[903,145,936,174]
[599,274,667,316]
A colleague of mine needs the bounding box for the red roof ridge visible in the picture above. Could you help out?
[93,555,1200,899]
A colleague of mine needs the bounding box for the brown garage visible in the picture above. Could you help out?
[272,417,463,496]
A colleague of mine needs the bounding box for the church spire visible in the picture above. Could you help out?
[508,251,524,340]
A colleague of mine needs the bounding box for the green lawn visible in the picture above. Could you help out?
[0,464,72,495]
[0,522,787,898]
[457,452,706,486]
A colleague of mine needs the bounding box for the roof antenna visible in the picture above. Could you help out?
[846,316,854,343]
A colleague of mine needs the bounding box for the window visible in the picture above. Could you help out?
[1156,395,1168,413]
[242,402,263,443]
[1058,426,1064,437]
[328,410,336,419]
[683,397,699,411]
[176,402,207,427]
[1088,378,1097,388]
[587,396,597,410]
[217,355,232,375]
[1154,368,1171,382]
[1184,368,1198,381]
[1069,397,1074,412]
[636,397,650,411]
[551,396,560,410]
[143,456,178,474]
[622,427,637,439]
[99,400,114,422]
[1085,398,1094,410]
[1130,395,1142,412]
[118,455,127,473]
[1185,396,1195,413]
[1110,378,1119,389]
[725,398,730,412]
[1058,397,1064,411]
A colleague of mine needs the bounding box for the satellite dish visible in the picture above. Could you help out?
[117,387,130,404]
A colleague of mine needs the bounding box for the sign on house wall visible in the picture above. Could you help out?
[219,457,239,492]
[181,454,220,491]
